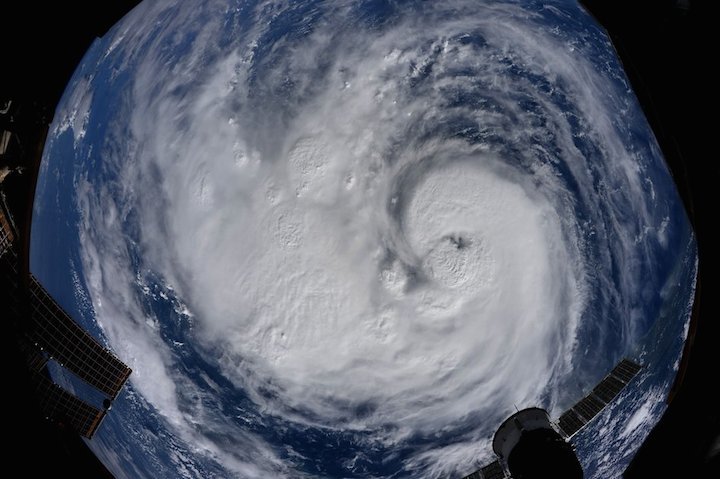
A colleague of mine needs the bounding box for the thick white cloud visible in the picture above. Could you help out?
[54,0,685,477]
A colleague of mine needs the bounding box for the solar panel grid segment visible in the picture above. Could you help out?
[33,373,107,438]
[612,359,642,383]
[0,229,13,257]
[573,394,605,421]
[592,375,626,403]
[480,460,507,479]
[557,409,586,437]
[556,358,642,439]
[28,276,132,398]
[23,341,49,372]
[0,246,18,274]
[0,207,14,255]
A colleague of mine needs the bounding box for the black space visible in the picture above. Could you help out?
[2,1,716,478]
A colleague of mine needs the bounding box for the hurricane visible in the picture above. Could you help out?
[31,1,697,478]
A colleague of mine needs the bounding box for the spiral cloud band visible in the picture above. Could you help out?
[37,0,693,477]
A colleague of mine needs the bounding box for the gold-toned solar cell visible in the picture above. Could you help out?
[28,275,132,398]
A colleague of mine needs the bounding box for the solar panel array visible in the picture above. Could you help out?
[16,336,50,373]
[0,206,14,258]
[612,359,643,383]
[0,245,18,282]
[2,200,130,440]
[28,275,132,399]
[461,460,507,479]
[33,373,107,438]
[557,359,642,438]
[480,461,507,479]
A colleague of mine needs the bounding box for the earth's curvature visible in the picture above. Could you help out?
[30,0,697,477]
